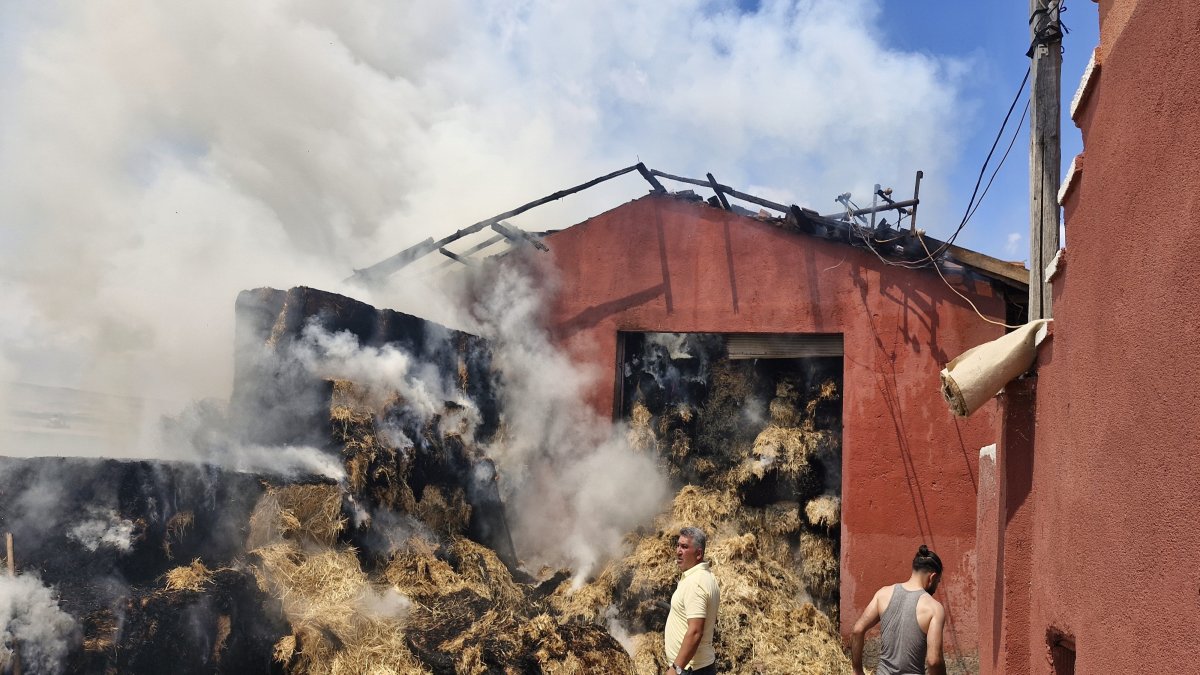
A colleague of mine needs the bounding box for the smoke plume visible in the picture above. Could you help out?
[463,259,670,577]
[1,0,966,421]
[0,574,79,675]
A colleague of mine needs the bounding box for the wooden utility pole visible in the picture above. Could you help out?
[1028,0,1063,319]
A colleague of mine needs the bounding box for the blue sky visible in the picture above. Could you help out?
[877,1,1098,260]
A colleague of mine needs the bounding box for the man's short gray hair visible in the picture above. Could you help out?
[679,526,707,555]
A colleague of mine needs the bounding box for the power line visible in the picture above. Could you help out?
[872,66,1033,270]
[964,98,1032,227]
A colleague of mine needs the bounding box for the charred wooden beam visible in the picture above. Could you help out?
[439,247,477,266]
[649,169,791,213]
[910,170,924,232]
[707,173,732,211]
[350,164,638,284]
[491,221,549,252]
[636,162,667,193]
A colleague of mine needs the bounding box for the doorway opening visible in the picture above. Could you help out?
[616,331,844,619]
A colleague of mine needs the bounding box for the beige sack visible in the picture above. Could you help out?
[940,319,1052,417]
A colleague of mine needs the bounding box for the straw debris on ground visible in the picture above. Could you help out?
[240,346,846,673]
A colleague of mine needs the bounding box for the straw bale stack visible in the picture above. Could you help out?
[553,370,849,673]
[806,495,841,529]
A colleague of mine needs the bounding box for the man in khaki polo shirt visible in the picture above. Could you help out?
[664,526,720,675]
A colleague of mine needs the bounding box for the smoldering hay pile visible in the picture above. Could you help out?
[224,288,852,673]
[549,357,850,674]
[243,378,633,675]
[238,368,848,674]
[1,284,850,673]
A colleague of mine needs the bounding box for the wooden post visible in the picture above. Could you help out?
[1029,0,1062,319]
[6,532,19,675]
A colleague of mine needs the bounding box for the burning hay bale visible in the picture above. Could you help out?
[412,486,472,537]
[248,486,426,675]
[248,483,346,550]
[332,380,418,512]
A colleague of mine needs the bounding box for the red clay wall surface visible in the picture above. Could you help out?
[542,194,1008,658]
[990,0,1200,671]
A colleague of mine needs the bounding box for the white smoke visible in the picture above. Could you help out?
[355,587,412,620]
[67,507,136,553]
[0,0,967,578]
[464,260,670,577]
[223,443,346,482]
[0,574,79,675]
[0,0,966,422]
[291,321,476,428]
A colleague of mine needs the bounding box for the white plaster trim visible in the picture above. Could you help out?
[980,443,997,462]
[1070,47,1101,122]
[1045,247,1065,283]
[1058,155,1081,206]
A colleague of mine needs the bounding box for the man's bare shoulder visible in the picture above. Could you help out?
[917,593,945,612]
[875,584,896,613]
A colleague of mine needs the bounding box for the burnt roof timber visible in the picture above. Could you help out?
[351,163,1028,291]
[348,162,664,285]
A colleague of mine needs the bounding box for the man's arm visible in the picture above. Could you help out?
[663,618,705,675]
[924,602,946,675]
[850,589,882,675]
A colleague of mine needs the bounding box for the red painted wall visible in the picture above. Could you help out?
[542,194,1008,657]
[988,0,1200,671]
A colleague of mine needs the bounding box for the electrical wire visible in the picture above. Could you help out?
[964,98,1031,227]
[853,66,1033,273]
[928,66,1031,256]
[916,232,1021,329]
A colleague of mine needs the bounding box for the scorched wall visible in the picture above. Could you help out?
[541,194,1010,659]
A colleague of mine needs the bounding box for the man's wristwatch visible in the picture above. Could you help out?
[671,665,683,675]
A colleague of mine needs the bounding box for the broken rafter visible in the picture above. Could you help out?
[636,163,667,193]
[491,221,549,252]
[439,247,477,266]
[649,169,791,214]
[349,163,648,285]
[706,173,732,211]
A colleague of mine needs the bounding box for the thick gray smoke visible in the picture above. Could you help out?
[462,260,670,577]
[0,574,79,675]
[0,0,966,586]
[0,0,966,424]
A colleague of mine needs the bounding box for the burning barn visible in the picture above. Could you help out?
[1,167,1026,674]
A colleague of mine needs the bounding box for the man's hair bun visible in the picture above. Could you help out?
[912,544,943,574]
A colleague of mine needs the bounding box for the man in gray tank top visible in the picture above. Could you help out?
[848,545,947,675]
